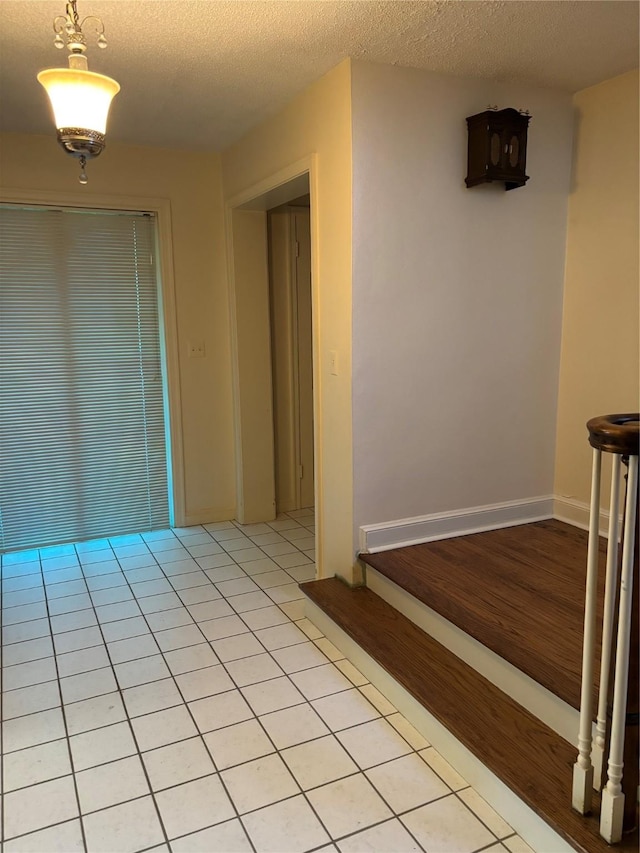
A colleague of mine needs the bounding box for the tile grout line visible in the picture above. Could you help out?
[199,536,505,851]
[2,757,471,852]
[149,531,337,851]
[1,562,306,652]
[93,546,261,853]
[3,667,371,758]
[4,540,167,845]
[473,840,509,853]
[454,789,509,847]
[68,542,184,853]
[5,592,426,751]
[3,601,464,808]
[1,520,314,621]
[3,681,418,779]
[3,516,511,852]
[98,526,339,851]
[2,615,326,728]
[4,665,494,848]
[27,550,89,853]
[185,591,438,850]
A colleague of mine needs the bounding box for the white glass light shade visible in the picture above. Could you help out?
[37,68,120,133]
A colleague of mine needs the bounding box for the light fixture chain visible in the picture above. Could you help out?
[66,1,80,29]
[52,0,107,51]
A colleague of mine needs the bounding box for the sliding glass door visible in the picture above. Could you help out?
[0,204,171,552]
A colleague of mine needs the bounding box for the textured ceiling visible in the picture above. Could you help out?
[0,1,638,151]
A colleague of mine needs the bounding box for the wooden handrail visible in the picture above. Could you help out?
[587,414,640,456]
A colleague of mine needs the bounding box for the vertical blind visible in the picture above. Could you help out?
[0,204,170,552]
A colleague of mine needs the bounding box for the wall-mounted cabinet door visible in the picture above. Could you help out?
[500,129,527,176]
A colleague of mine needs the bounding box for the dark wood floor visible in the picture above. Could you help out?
[301,577,638,853]
[360,519,607,711]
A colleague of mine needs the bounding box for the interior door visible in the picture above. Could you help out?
[268,206,314,512]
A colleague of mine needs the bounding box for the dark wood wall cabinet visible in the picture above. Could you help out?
[465,107,531,191]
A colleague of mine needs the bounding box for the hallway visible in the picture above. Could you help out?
[2,510,530,852]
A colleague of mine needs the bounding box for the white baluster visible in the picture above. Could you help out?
[572,447,602,814]
[600,454,638,844]
[592,454,622,790]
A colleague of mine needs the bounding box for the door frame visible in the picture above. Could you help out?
[225,156,322,573]
[0,187,186,527]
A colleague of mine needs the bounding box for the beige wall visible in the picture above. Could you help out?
[0,132,236,525]
[229,208,275,523]
[554,70,640,520]
[221,60,354,581]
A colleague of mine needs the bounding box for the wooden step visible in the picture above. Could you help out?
[300,577,638,853]
[359,519,606,711]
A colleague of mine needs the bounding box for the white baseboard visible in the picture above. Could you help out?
[359,496,554,554]
[553,496,613,537]
[182,506,236,527]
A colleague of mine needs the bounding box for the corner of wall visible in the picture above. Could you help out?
[553,70,640,510]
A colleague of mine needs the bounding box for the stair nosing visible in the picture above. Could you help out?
[358,532,593,712]
[301,576,638,853]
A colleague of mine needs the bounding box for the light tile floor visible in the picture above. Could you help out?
[1,508,536,853]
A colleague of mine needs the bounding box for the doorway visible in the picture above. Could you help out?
[268,199,314,514]
[226,167,320,572]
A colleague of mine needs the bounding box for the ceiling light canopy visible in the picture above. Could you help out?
[37,0,120,184]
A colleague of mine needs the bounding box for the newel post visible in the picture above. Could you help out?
[571,413,639,844]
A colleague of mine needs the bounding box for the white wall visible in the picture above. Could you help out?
[351,62,574,540]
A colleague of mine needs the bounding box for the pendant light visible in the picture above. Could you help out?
[38,0,120,184]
